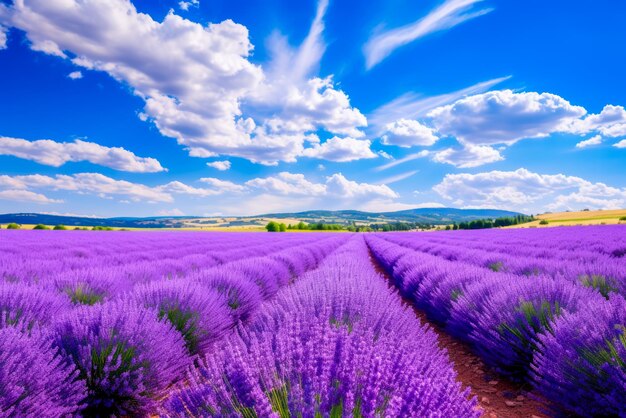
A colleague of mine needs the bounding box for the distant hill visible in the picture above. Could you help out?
[0,208,524,229]
[259,208,523,224]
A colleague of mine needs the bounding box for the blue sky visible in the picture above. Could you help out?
[0,0,625,217]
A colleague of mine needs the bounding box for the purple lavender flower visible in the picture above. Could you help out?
[453,275,604,379]
[192,268,263,323]
[533,295,626,416]
[131,279,233,354]
[0,327,85,417]
[0,282,70,331]
[164,237,478,418]
[54,300,191,416]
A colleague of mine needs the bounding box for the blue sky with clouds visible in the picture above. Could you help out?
[0,0,625,217]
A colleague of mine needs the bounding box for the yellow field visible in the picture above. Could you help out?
[512,209,626,228]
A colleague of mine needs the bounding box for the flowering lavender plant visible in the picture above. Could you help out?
[0,327,85,417]
[54,300,190,416]
[131,279,232,354]
[533,295,626,416]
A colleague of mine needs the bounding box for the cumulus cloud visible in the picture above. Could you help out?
[364,0,492,69]
[575,135,602,149]
[567,105,626,138]
[0,0,369,165]
[199,177,246,193]
[246,172,327,196]
[0,173,172,202]
[431,144,503,168]
[0,136,165,172]
[375,89,626,168]
[178,0,199,11]
[326,173,398,199]
[0,172,252,205]
[0,189,62,204]
[614,139,626,148]
[206,160,231,171]
[433,168,626,212]
[381,119,438,147]
[369,76,510,129]
[245,172,398,201]
[301,136,377,162]
[68,71,82,79]
[427,90,587,145]
[158,181,223,197]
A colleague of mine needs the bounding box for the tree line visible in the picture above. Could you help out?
[444,214,535,230]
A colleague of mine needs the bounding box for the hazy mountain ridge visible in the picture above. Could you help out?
[0,208,524,229]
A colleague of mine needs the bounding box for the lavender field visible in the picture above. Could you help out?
[0,227,625,417]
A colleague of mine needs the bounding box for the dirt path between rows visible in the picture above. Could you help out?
[366,250,551,418]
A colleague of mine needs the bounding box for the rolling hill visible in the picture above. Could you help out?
[0,208,524,230]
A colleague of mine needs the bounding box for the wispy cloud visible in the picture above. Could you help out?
[376,170,419,185]
[369,76,509,130]
[364,0,493,69]
[374,151,429,172]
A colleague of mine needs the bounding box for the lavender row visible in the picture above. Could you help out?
[405,225,626,258]
[0,230,340,288]
[0,232,350,416]
[163,236,478,417]
[366,231,626,416]
[380,226,626,298]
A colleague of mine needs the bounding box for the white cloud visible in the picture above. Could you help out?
[178,0,199,11]
[567,105,626,138]
[246,172,326,196]
[377,150,393,160]
[375,89,626,168]
[249,0,367,142]
[381,119,438,147]
[374,150,429,172]
[433,168,626,212]
[245,171,397,201]
[0,136,165,172]
[325,173,398,199]
[301,136,377,162]
[198,177,246,193]
[0,189,62,204]
[376,170,419,185]
[369,76,509,129]
[0,172,172,203]
[427,90,587,145]
[0,172,253,205]
[575,135,602,149]
[158,181,223,197]
[0,24,7,49]
[206,160,231,171]
[68,71,82,79]
[614,139,626,148]
[431,144,503,168]
[0,0,366,165]
[364,0,492,69]
[157,208,184,216]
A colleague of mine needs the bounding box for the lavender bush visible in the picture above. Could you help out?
[54,300,191,416]
[131,279,232,354]
[533,295,626,416]
[0,327,85,417]
[0,282,70,331]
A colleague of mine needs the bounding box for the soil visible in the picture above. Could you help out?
[366,249,552,418]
